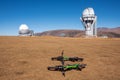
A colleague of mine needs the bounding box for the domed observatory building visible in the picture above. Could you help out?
[19,24,34,36]
[80,7,97,37]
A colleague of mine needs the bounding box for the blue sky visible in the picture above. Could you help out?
[0,0,120,35]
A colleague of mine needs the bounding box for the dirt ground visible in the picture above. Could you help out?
[0,36,120,80]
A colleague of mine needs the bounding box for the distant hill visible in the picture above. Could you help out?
[35,27,120,38]
[97,27,120,37]
[35,30,85,37]
[97,27,120,34]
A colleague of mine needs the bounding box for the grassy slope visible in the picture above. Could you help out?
[0,36,120,80]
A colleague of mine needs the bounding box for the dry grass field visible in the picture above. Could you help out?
[0,36,120,80]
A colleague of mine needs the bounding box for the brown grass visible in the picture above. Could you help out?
[0,36,120,80]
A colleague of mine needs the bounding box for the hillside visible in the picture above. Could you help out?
[35,30,85,37]
[35,27,120,38]
[0,36,120,80]
[97,27,120,34]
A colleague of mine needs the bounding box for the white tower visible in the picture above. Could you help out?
[80,7,97,37]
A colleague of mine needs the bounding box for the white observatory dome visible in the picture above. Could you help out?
[82,8,95,17]
[19,24,29,30]
[19,24,30,34]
